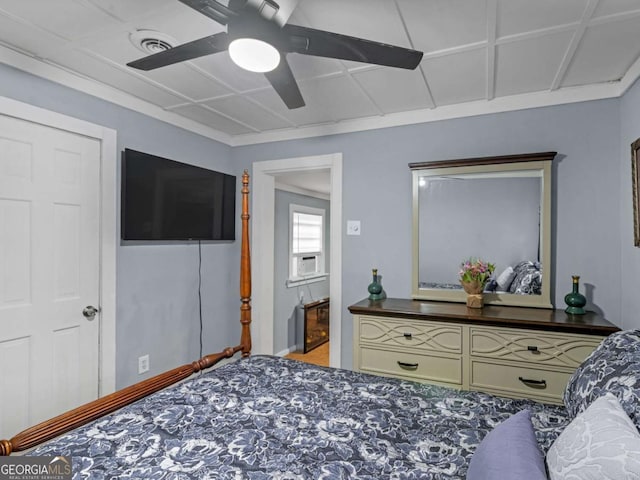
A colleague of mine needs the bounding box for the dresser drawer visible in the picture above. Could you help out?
[470,327,603,369]
[470,360,571,403]
[359,346,462,385]
[359,316,462,354]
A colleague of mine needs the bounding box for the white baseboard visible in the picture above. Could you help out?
[275,345,300,357]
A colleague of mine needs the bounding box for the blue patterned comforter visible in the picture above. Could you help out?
[30,356,568,479]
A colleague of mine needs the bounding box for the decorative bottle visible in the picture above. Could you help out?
[564,275,587,315]
[368,268,386,301]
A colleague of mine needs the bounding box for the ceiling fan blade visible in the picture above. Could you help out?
[178,0,239,25]
[264,56,305,109]
[283,24,423,70]
[127,32,230,71]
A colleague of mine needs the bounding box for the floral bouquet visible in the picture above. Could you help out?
[459,258,495,294]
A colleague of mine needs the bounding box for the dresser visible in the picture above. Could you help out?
[348,298,620,404]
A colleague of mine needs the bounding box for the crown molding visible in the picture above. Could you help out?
[229,81,622,146]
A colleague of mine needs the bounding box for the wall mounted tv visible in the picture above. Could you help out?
[121,149,236,241]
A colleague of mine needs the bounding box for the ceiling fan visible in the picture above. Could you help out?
[127,0,424,109]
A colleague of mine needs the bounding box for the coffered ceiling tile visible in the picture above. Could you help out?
[287,54,344,81]
[297,0,412,48]
[85,0,176,23]
[398,0,487,53]
[496,0,588,38]
[169,104,254,135]
[0,13,66,58]
[247,88,336,127]
[192,54,271,93]
[592,0,640,19]
[562,15,640,87]
[46,49,187,107]
[422,48,486,107]
[205,96,293,131]
[142,65,232,101]
[0,0,121,41]
[351,68,433,113]
[299,75,380,122]
[495,31,573,97]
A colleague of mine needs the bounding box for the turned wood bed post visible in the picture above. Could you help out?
[0,170,253,456]
[240,170,252,357]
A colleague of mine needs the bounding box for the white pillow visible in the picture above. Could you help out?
[547,393,640,479]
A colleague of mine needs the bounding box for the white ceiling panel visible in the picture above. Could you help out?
[592,0,640,19]
[352,68,433,113]
[247,89,338,127]
[143,65,232,101]
[422,49,486,107]
[399,0,487,53]
[297,0,412,48]
[0,12,67,58]
[85,0,176,23]
[0,0,639,144]
[192,54,271,93]
[288,54,344,82]
[205,96,293,131]
[0,0,121,42]
[495,32,574,97]
[169,105,254,135]
[497,0,588,38]
[562,15,640,87]
[46,49,187,107]
[299,75,379,122]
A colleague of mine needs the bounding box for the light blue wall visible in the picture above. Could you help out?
[273,189,330,354]
[0,63,238,388]
[233,99,623,368]
[620,77,640,330]
[2,60,632,375]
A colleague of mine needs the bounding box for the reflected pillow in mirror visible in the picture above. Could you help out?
[496,266,516,291]
[508,261,542,295]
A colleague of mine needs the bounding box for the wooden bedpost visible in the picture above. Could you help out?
[240,170,252,357]
[1,170,253,455]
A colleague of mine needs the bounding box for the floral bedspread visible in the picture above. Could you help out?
[31,355,569,479]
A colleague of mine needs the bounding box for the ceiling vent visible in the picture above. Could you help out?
[129,30,176,55]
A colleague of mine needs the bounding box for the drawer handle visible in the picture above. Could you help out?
[527,345,539,353]
[518,376,547,389]
[397,361,419,370]
[403,333,413,340]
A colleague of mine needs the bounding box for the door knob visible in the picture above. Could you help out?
[82,305,100,320]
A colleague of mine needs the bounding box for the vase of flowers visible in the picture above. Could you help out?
[459,258,495,308]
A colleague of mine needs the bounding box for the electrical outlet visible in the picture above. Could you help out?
[138,354,149,374]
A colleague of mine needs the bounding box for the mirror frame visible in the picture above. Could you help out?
[410,152,556,309]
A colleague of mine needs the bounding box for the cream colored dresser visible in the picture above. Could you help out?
[349,298,619,404]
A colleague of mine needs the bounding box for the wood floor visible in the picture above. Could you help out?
[284,342,329,367]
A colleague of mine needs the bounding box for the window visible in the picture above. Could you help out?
[289,204,325,283]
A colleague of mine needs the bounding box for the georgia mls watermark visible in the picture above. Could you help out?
[0,456,71,480]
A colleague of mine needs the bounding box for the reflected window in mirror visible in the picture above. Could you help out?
[410,153,555,309]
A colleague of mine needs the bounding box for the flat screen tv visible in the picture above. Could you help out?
[121,149,236,241]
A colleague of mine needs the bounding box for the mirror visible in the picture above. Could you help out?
[411,153,555,308]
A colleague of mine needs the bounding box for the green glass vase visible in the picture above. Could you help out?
[564,275,586,315]
[368,268,386,301]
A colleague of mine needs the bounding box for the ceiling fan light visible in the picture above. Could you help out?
[229,38,280,73]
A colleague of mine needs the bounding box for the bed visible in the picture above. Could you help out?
[2,171,640,479]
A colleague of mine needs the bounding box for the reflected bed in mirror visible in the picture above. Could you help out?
[410,152,556,309]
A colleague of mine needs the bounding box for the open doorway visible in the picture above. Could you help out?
[252,153,342,368]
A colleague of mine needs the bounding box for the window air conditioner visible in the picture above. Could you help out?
[297,255,318,277]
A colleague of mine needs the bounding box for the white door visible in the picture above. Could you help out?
[0,114,101,438]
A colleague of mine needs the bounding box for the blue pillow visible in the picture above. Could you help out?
[466,409,548,480]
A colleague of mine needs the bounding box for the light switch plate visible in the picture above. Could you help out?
[347,220,361,236]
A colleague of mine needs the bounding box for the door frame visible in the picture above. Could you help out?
[252,153,342,368]
[0,95,117,395]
